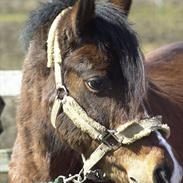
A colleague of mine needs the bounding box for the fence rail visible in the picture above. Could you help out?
[0,149,12,173]
[0,71,22,96]
[0,71,19,182]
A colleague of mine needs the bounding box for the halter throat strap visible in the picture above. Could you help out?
[47,8,170,183]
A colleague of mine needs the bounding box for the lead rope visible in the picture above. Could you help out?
[48,169,86,183]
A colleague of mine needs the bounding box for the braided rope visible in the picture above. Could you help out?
[47,8,71,68]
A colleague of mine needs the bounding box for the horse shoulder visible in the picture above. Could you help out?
[144,42,183,163]
[145,42,183,106]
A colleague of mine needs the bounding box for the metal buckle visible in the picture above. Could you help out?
[56,85,68,100]
[52,170,86,183]
[86,169,108,182]
[101,130,120,148]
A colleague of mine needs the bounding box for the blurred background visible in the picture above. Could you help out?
[0,0,183,182]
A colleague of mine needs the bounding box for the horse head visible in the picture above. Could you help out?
[10,0,182,183]
[45,0,175,182]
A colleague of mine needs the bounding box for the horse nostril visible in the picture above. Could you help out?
[153,164,171,183]
[129,177,138,183]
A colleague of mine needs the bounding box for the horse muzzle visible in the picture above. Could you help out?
[127,163,172,183]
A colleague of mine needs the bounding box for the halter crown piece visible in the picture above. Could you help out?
[47,7,170,183]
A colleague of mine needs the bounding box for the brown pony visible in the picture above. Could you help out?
[9,0,183,183]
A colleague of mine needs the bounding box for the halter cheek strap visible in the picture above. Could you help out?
[47,8,170,183]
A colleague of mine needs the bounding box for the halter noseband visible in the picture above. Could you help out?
[47,7,170,183]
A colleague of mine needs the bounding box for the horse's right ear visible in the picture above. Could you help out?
[71,0,95,37]
[109,0,132,15]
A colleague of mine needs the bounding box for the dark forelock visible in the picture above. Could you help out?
[94,3,145,115]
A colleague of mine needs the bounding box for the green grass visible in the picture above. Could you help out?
[129,2,183,53]
[0,13,27,23]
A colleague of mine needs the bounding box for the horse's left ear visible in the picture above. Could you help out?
[71,0,95,37]
[109,0,132,15]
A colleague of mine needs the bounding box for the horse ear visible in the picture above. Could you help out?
[71,0,95,37]
[109,0,132,15]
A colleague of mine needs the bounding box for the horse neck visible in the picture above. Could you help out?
[144,81,183,121]
[144,81,183,163]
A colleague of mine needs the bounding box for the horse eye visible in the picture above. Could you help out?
[85,77,105,93]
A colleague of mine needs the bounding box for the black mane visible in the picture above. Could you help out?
[22,0,76,50]
[94,4,145,113]
[22,0,145,116]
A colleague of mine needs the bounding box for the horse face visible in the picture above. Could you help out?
[53,0,174,182]
[60,45,173,183]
